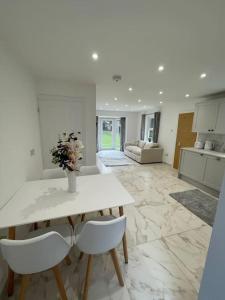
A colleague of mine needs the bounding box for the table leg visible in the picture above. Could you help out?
[119,206,128,264]
[7,227,16,296]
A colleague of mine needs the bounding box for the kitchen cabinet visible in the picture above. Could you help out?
[203,156,225,191]
[180,150,207,182]
[193,102,219,133]
[179,149,225,192]
[215,101,225,134]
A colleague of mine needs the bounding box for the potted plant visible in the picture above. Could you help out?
[50,132,84,192]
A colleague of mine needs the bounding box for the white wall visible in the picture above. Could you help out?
[38,79,96,166]
[96,110,139,142]
[0,43,42,209]
[0,42,42,291]
[158,99,201,164]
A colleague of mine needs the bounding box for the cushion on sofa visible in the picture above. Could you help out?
[144,142,159,149]
[126,145,142,155]
[138,140,146,148]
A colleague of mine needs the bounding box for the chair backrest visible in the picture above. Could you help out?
[79,165,100,176]
[42,168,66,179]
[0,232,71,274]
[76,216,126,254]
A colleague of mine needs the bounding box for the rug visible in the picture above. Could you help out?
[98,150,134,167]
[169,189,218,226]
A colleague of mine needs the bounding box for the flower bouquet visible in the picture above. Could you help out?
[50,132,84,192]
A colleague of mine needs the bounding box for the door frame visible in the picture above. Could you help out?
[99,118,121,150]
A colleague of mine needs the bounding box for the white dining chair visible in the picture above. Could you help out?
[74,215,126,300]
[0,224,73,300]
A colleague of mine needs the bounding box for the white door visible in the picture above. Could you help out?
[39,98,85,168]
[99,118,121,150]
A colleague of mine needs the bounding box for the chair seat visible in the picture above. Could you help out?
[27,224,73,247]
[74,215,115,244]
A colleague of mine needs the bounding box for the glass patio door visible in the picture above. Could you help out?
[100,118,121,150]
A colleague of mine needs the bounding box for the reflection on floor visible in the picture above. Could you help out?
[1,163,212,300]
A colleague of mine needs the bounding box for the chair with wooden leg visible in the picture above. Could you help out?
[74,215,126,300]
[0,224,73,300]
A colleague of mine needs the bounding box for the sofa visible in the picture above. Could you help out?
[124,140,163,164]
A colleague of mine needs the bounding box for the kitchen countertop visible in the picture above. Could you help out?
[181,147,225,159]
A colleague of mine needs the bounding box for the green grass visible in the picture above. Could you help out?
[102,131,120,149]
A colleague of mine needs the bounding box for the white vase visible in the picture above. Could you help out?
[66,170,76,193]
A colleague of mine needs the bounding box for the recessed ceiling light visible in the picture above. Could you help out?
[138,99,142,103]
[128,87,133,92]
[159,91,163,95]
[158,65,164,72]
[92,52,99,61]
[185,94,190,98]
[105,102,109,106]
[114,97,118,101]
[200,73,207,79]
[160,101,163,104]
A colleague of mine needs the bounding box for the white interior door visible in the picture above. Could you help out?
[39,98,84,169]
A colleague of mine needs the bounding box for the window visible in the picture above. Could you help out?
[144,114,154,142]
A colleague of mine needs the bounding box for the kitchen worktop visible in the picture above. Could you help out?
[181,147,225,159]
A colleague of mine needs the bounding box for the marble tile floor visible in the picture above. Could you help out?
[1,163,213,300]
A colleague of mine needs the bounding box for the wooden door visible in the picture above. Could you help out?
[173,113,197,169]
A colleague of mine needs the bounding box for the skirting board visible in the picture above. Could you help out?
[178,173,219,198]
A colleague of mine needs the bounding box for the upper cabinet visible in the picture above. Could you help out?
[215,101,225,134]
[193,99,225,134]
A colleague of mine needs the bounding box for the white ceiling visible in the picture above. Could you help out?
[0,0,225,112]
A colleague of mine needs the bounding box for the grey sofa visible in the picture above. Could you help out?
[124,140,163,164]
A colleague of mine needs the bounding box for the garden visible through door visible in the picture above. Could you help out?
[100,118,121,150]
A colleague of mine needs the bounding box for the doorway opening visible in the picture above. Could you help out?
[99,118,121,150]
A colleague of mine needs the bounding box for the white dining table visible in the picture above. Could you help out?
[0,173,134,296]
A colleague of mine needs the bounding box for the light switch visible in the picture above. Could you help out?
[30,149,35,156]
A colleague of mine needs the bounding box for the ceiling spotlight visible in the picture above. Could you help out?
[185,94,190,98]
[138,99,142,103]
[160,101,163,104]
[200,73,207,79]
[114,97,118,101]
[159,91,163,95]
[158,65,164,72]
[92,52,99,61]
[128,87,133,92]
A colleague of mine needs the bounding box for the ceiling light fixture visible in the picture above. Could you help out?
[114,97,118,101]
[138,99,142,103]
[158,65,164,72]
[160,101,163,104]
[159,91,163,95]
[200,73,207,79]
[128,87,133,92]
[185,94,190,98]
[92,52,99,61]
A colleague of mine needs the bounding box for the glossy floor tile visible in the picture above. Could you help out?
[1,163,213,300]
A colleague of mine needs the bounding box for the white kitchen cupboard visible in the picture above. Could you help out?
[180,150,207,182]
[215,101,225,134]
[179,149,225,192]
[193,101,219,133]
[203,156,225,191]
